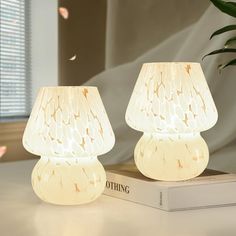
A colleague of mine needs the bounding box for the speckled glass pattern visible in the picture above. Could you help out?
[126,63,218,181]
[126,63,217,133]
[23,86,115,205]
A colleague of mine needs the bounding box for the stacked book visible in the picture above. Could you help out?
[104,162,236,211]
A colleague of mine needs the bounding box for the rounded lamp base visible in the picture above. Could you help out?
[31,156,106,205]
[134,133,209,181]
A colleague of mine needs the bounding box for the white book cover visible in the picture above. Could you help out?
[103,163,236,211]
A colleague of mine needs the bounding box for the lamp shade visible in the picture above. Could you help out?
[23,86,115,205]
[126,62,218,133]
[125,63,218,181]
[23,86,115,157]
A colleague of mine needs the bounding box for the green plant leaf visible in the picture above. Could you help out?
[224,36,236,47]
[203,48,236,60]
[210,0,236,17]
[218,58,236,70]
[210,25,236,39]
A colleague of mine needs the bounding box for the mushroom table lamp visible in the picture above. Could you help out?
[125,63,218,181]
[23,86,115,205]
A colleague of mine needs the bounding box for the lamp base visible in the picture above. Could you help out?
[134,133,209,181]
[31,156,106,205]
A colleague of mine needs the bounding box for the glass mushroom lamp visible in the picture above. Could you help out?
[126,63,218,181]
[23,86,115,205]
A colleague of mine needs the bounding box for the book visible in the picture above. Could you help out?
[103,162,236,211]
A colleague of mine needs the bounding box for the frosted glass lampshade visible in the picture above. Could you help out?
[23,86,115,205]
[126,63,218,181]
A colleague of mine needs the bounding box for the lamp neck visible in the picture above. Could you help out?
[40,156,98,164]
[143,132,200,140]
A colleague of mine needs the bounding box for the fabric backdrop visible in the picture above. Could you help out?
[105,0,209,69]
[85,4,236,173]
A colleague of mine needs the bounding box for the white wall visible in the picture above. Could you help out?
[31,0,58,104]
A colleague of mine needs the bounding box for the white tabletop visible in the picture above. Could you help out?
[0,160,236,236]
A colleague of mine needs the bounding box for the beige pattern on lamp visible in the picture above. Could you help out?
[23,87,114,157]
[126,63,218,181]
[23,86,115,205]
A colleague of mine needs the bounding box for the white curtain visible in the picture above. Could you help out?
[85,3,236,173]
[105,0,209,69]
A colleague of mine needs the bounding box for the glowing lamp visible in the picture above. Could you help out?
[126,63,218,181]
[23,86,115,205]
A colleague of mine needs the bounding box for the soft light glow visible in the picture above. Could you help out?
[126,63,218,181]
[23,86,115,205]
